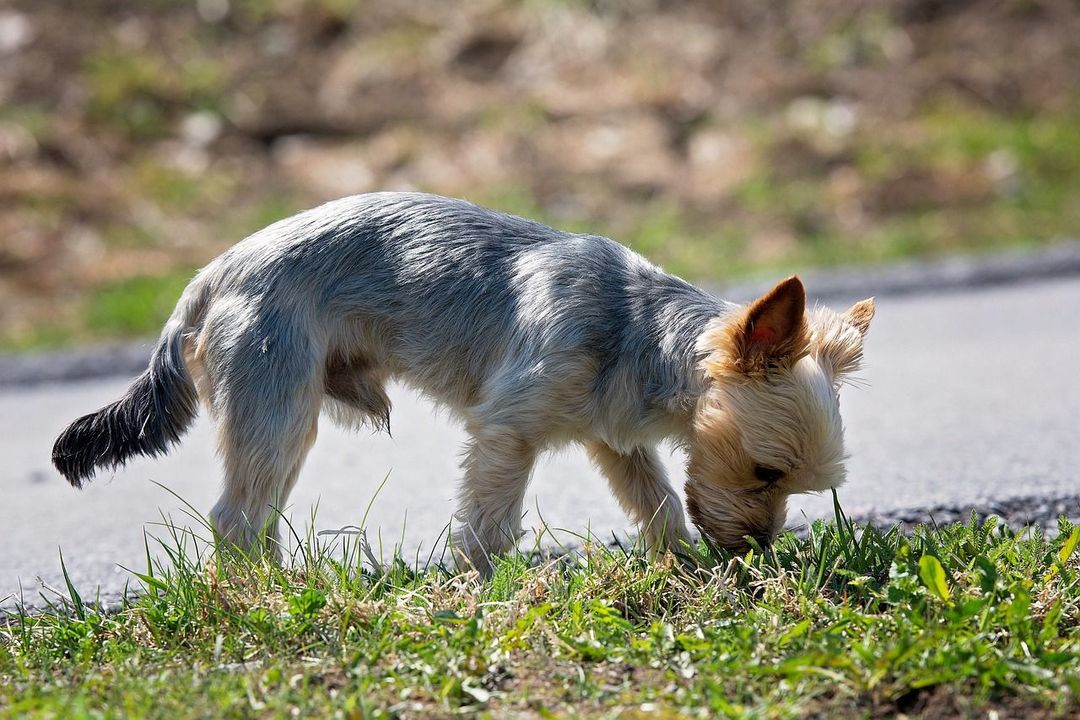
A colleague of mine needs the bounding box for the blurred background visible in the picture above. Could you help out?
[0,0,1078,350]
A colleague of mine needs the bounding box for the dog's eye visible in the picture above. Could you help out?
[753,465,784,485]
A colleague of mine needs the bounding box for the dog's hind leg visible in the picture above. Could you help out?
[585,441,692,558]
[451,422,537,578]
[210,387,320,559]
[203,313,323,560]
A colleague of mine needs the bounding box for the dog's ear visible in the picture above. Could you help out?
[742,275,808,358]
[701,276,810,378]
[845,297,875,337]
[810,298,874,378]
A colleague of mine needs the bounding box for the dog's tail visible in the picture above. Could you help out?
[52,282,207,488]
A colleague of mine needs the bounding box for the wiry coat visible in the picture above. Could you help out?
[53,192,873,574]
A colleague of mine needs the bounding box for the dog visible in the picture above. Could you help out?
[52,192,873,575]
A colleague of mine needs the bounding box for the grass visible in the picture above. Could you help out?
[3,496,1079,718]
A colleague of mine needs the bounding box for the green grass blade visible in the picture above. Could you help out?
[918,554,951,603]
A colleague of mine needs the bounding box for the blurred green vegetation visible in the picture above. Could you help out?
[84,47,225,140]
[1,0,1078,348]
[483,107,1080,281]
[85,271,194,338]
[0,271,194,351]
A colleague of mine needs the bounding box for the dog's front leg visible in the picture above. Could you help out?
[451,425,537,578]
[586,441,692,559]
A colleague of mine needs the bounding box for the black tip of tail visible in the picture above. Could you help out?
[51,347,197,487]
[52,406,125,488]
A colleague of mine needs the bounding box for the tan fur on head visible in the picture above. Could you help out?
[686,479,789,551]
[685,398,790,550]
[686,282,875,551]
[699,276,811,381]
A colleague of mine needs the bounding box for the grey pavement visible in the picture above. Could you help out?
[3,276,1080,609]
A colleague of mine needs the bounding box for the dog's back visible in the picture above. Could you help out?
[53,192,724,564]
[190,192,721,421]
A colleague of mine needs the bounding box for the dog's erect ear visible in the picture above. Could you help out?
[809,297,874,379]
[845,297,875,337]
[743,275,807,357]
[701,276,810,378]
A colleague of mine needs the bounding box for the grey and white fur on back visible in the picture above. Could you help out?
[53,192,874,575]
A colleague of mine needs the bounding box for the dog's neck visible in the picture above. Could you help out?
[623,275,735,438]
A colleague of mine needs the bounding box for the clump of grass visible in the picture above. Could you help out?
[3,496,1079,718]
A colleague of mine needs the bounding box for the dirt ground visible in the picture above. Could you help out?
[1,0,1079,346]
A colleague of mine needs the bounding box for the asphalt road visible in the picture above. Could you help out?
[3,277,1079,609]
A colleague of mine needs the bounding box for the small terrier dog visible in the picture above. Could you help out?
[53,193,873,575]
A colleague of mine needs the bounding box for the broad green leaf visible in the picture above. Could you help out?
[1058,527,1080,564]
[918,554,951,602]
[1045,526,1080,581]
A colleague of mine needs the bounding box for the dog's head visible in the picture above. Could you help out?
[685,276,874,551]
